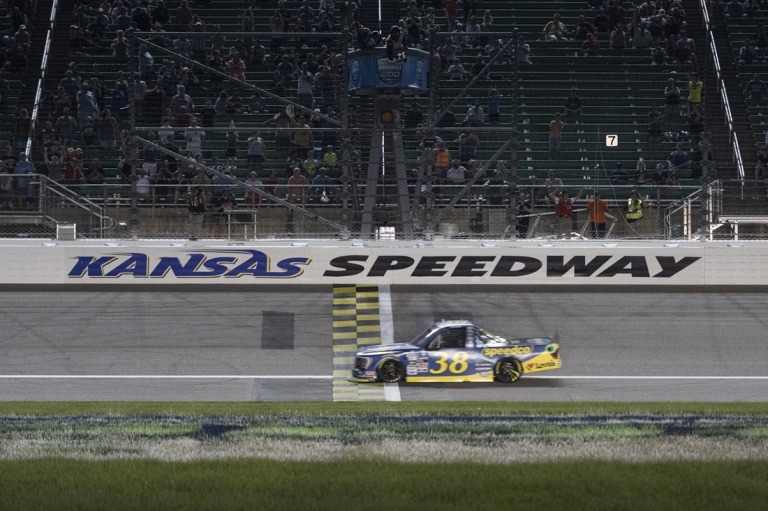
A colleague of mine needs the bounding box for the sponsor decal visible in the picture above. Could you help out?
[526,361,557,370]
[415,58,425,88]
[377,57,403,86]
[483,347,532,357]
[68,250,311,279]
[323,255,700,279]
[478,371,491,378]
[407,367,418,376]
[365,371,376,377]
[350,58,361,88]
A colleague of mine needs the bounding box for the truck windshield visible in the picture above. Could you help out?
[408,327,441,348]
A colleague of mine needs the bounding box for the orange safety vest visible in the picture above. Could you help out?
[435,149,451,167]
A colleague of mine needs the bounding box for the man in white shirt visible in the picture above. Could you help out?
[464,100,484,126]
[247,130,266,172]
[158,119,174,146]
[184,119,205,155]
[446,160,468,184]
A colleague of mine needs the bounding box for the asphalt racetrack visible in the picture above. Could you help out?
[1,289,767,401]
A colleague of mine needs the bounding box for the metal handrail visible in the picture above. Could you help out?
[699,0,745,183]
[26,0,59,156]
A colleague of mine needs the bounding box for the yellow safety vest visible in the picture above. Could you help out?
[627,198,643,220]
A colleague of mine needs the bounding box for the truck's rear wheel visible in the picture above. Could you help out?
[495,358,523,384]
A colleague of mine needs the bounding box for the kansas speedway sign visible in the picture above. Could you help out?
[0,244,716,285]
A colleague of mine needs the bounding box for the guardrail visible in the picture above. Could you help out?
[700,0,745,187]
[25,0,59,157]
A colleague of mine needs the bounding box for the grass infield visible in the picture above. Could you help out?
[1,458,767,510]
[1,401,767,416]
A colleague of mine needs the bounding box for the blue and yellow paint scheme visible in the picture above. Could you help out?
[350,321,561,384]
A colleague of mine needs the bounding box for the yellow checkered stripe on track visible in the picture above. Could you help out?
[332,284,385,402]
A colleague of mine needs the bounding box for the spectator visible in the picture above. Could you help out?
[112,30,129,56]
[288,167,308,204]
[433,142,451,179]
[544,170,563,197]
[226,122,239,166]
[586,191,608,238]
[648,104,663,143]
[626,190,643,223]
[13,109,32,150]
[435,102,457,127]
[293,115,314,152]
[323,145,338,169]
[302,149,320,179]
[573,15,596,41]
[665,78,681,125]
[296,63,314,109]
[56,108,78,147]
[543,13,567,41]
[184,119,205,156]
[549,113,564,154]
[667,143,690,169]
[227,53,246,90]
[446,160,468,184]
[13,152,36,209]
[551,187,584,237]
[95,110,119,149]
[633,25,652,49]
[85,158,105,184]
[517,36,531,64]
[516,192,532,237]
[1,163,14,209]
[175,0,193,27]
[448,59,465,80]
[564,91,582,119]
[689,103,703,142]
[488,87,501,123]
[187,187,206,239]
[756,145,768,181]
[43,147,64,183]
[171,85,194,114]
[635,159,648,185]
[247,130,266,173]
[405,103,423,129]
[652,42,667,65]
[582,33,601,56]
[673,38,691,63]
[458,130,480,164]
[652,164,669,184]
[470,55,487,78]
[667,172,680,185]
[745,74,768,98]
[312,168,333,201]
[464,100,484,126]
[244,171,263,207]
[610,24,626,49]
[609,162,629,185]
[487,170,508,205]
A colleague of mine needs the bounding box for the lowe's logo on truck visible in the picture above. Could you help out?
[68,250,311,279]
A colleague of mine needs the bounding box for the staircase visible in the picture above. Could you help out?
[686,0,767,213]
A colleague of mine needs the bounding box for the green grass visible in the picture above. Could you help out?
[1,458,767,511]
[1,401,767,416]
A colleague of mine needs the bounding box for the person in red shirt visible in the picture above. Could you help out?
[551,186,583,237]
[586,191,609,238]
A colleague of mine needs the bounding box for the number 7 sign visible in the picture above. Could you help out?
[606,135,618,147]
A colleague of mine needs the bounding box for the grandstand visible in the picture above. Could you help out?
[0,0,764,240]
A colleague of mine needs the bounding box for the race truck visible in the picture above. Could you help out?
[351,321,561,384]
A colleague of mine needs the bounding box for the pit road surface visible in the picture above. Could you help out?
[1,290,766,401]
